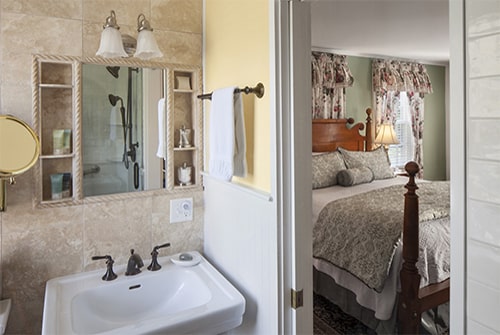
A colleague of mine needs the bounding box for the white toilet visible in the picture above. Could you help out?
[0,299,11,334]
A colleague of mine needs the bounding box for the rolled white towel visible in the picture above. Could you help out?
[156,98,166,158]
[109,106,120,141]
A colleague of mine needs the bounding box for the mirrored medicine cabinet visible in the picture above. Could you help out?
[32,54,202,208]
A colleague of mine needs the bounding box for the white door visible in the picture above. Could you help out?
[276,0,313,334]
[461,0,500,333]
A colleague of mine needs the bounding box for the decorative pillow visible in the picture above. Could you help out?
[312,151,346,189]
[338,146,394,180]
[337,167,374,186]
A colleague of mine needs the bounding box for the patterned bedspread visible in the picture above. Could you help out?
[313,181,450,292]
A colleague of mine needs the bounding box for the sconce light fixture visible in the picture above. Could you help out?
[375,123,399,150]
[96,10,128,58]
[134,14,163,59]
[96,11,163,60]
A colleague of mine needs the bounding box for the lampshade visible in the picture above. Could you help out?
[96,11,128,58]
[375,123,399,147]
[134,14,163,60]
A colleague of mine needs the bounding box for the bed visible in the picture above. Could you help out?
[312,108,450,334]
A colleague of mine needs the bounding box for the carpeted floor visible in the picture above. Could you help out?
[313,293,372,335]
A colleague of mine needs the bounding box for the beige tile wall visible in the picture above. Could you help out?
[0,1,203,334]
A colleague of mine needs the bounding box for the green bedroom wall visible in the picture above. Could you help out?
[346,56,373,121]
[423,64,447,181]
[344,55,447,180]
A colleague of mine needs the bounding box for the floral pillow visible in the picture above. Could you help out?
[312,151,346,189]
[338,146,394,180]
[337,166,374,186]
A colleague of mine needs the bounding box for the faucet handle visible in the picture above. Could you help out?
[153,242,171,252]
[92,255,118,281]
[147,242,171,271]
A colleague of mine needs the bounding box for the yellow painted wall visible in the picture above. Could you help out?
[205,0,271,191]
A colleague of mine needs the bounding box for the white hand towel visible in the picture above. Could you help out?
[109,106,119,141]
[209,87,247,181]
[233,92,247,177]
[156,98,166,158]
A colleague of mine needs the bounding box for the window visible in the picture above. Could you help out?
[387,92,415,169]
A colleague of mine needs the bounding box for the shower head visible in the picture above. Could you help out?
[108,94,123,107]
[106,66,120,79]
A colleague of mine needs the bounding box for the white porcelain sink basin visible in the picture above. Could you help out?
[42,251,245,335]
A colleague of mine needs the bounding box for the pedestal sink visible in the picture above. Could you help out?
[42,251,245,335]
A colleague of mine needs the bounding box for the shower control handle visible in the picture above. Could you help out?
[133,163,140,190]
[128,142,139,162]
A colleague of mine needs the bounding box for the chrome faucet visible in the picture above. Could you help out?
[125,249,144,276]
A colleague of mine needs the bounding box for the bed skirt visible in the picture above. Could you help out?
[313,267,449,334]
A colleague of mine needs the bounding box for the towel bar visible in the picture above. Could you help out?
[197,82,265,100]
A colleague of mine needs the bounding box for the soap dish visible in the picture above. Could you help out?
[171,252,201,267]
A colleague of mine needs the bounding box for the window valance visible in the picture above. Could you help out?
[312,52,354,89]
[372,59,433,94]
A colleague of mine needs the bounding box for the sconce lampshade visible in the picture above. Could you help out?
[96,11,128,58]
[375,123,399,148]
[134,14,163,60]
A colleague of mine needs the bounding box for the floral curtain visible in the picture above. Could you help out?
[372,59,433,94]
[372,59,431,177]
[312,52,354,119]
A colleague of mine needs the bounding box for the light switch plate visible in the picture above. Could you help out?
[170,198,193,223]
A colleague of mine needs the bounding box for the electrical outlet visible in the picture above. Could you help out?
[170,198,193,223]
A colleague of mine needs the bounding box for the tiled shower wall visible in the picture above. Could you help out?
[0,1,202,334]
[466,1,500,333]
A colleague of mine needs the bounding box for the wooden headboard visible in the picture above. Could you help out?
[312,108,373,152]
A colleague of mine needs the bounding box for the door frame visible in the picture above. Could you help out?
[449,0,466,333]
[275,0,313,333]
[277,0,467,334]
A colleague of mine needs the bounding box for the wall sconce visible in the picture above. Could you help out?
[96,10,128,58]
[375,123,399,150]
[134,14,163,59]
[96,11,163,60]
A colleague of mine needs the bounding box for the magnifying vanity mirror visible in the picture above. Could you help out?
[32,54,202,208]
[0,115,40,211]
